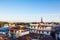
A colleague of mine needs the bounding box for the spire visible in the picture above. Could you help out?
[38,17,44,27]
[40,17,43,23]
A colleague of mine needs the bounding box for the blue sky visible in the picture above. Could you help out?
[0,0,60,22]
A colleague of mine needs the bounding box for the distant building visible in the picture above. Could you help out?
[4,24,9,27]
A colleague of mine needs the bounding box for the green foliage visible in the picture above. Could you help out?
[0,22,8,24]
[17,22,30,26]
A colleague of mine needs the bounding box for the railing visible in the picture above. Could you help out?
[20,31,29,36]
[16,31,29,37]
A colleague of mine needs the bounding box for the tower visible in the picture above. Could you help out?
[40,17,43,23]
[38,17,44,27]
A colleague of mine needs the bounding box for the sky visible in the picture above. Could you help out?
[0,0,60,22]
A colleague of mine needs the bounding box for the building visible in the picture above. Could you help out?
[0,34,11,40]
[29,18,60,40]
[8,25,29,39]
[17,34,30,40]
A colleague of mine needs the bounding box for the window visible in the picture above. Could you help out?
[34,30,37,33]
[42,31,44,34]
[44,31,47,34]
[37,31,39,34]
[40,31,42,34]
[47,32,50,35]
[32,30,34,32]
[47,32,49,33]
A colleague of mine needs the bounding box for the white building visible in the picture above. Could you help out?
[29,18,60,40]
